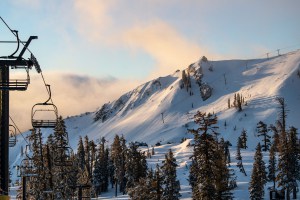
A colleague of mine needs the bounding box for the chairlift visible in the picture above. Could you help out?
[0,30,35,91]
[9,124,17,147]
[53,146,73,166]
[19,158,37,177]
[0,67,31,91]
[17,145,38,177]
[32,84,58,128]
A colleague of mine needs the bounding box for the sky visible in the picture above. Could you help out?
[1,0,299,130]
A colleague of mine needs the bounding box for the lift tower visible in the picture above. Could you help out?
[0,29,37,197]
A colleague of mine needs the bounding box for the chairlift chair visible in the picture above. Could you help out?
[0,67,31,91]
[9,124,17,147]
[19,158,38,177]
[0,30,36,91]
[31,84,58,128]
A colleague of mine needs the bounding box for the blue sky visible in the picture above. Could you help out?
[1,0,300,130]
[1,0,299,80]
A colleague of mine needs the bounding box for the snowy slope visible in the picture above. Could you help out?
[9,50,300,199]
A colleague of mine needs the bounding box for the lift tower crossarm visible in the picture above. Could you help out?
[17,36,38,60]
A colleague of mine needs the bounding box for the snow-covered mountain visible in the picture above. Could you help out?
[10,50,300,199]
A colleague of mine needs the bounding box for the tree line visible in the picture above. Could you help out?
[16,117,181,199]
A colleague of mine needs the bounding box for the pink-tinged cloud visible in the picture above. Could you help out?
[10,72,139,131]
[72,0,114,43]
[122,21,214,79]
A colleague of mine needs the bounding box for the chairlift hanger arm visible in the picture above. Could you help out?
[45,84,52,103]
[9,30,20,58]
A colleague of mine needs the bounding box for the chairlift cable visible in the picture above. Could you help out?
[0,16,34,55]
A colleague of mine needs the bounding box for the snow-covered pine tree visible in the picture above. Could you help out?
[161,149,181,200]
[52,116,73,199]
[268,143,277,189]
[236,138,247,176]
[26,128,45,199]
[249,143,267,200]
[257,121,271,151]
[240,129,248,149]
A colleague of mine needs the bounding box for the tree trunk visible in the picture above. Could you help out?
[286,187,290,200]
[115,181,118,197]
[292,186,297,199]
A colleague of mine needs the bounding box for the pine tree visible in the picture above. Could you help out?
[275,97,296,200]
[189,112,218,199]
[77,136,85,171]
[161,149,181,200]
[154,164,163,200]
[52,116,73,199]
[236,138,247,176]
[214,143,234,200]
[257,121,271,151]
[93,137,109,195]
[269,124,280,152]
[249,143,267,200]
[287,126,300,199]
[240,129,248,149]
[26,128,45,199]
[84,135,91,178]
[89,139,97,177]
[188,158,198,189]
[188,111,234,199]
[268,143,277,189]
[111,134,127,196]
[128,170,156,200]
[125,142,148,192]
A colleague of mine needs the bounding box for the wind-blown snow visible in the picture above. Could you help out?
[9,50,300,199]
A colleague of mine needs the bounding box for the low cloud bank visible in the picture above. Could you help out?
[10,72,139,131]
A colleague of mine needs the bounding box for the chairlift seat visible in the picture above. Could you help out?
[0,66,30,91]
[31,103,58,128]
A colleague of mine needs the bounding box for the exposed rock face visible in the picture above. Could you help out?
[200,83,213,101]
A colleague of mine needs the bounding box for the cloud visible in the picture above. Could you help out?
[10,72,139,131]
[72,0,115,43]
[122,21,212,78]
[9,0,40,9]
